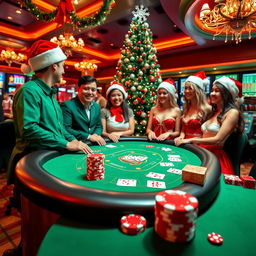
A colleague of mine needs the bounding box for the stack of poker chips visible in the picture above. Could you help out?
[120,214,147,235]
[154,190,198,242]
[85,153,105,180]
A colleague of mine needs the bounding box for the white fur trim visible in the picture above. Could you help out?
[185,76,206,90]
[214,76,238,100]
[158,82,177,98]
[106,84,127,99]
[28,46,67,72]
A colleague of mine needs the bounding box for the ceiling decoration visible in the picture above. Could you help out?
[200,0,256,44]
[19,0,115,27]
[50,33,85,56]
[0,48,26,66]
[181,0,256,43]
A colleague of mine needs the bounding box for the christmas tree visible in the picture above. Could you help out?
[114,5,162,136]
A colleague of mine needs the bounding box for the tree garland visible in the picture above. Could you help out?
[19,0,115,28]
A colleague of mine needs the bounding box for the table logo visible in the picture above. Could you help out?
[119,155,148,165]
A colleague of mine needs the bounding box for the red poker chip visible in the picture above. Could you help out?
[120,214,146,235]
[208,232,223,245]
[155,190,198,213]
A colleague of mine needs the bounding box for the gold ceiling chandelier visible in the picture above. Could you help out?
[74,60,98,73]
[200,0,256,44]
[0,48,26,66]
[50,33,85,56]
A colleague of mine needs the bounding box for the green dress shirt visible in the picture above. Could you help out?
[7,77,76,184]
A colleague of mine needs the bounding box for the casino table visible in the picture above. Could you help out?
[37,177,256,256]
[15,137,220,256]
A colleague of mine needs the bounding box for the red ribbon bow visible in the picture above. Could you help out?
[56,0,74,24]
[110,107,124,122]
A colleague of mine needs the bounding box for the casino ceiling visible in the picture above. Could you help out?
[0,0,256,80]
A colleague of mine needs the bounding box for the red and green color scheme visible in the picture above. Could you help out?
[114,5,162,135]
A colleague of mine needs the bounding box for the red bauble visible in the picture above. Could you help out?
[125,81,130,86]
[138,76,142,80]
[152,92,156,96]
[132,67,136,71]
[138,41,141,44]
[137,110,142,115]
[138,58,143,62]
[141,100,145,104]
[149,70,153,74]
[149,76,155,82]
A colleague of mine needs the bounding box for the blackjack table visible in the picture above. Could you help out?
[16,137,222,255]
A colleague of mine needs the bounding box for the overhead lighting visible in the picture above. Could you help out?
[74,60,98,72]
[50,33,85,57]
[200,0,256,44]
[0,48,26,66]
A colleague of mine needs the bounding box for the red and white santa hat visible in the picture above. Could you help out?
[21,40,67,74]
[214,76,243,102]
[106,82,127,99]
[157,78,178,98]
[185,71,209,90]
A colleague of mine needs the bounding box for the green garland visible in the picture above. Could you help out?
[19,0,115,28]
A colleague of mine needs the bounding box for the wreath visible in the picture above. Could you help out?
[19,0,115,28]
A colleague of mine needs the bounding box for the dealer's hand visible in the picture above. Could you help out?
[89,134,106,146]
[66,140,92,154]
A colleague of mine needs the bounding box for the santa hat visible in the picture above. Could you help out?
[157,78,178,98]
[214,76,243,102]
[21,40,67,74]
[185,71,209,90]
[106,82,127,99]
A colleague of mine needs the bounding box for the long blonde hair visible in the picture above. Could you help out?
[182,81,209,120]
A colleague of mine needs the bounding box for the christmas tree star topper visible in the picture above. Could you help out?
[132,5,150,22]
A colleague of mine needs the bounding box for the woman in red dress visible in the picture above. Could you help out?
[175,76,244,175]
[174,71,211,143]
[147,78,181,141]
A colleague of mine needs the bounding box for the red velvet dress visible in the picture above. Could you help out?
[152,116,175,139]
[198,144,234,175]
[181,118,203,139]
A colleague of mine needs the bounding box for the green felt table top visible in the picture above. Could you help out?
[42,141,201,192]
[38,177,256,256]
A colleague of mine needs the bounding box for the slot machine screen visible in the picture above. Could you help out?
[0,72,5,89]
[242,73,256,97]
[215,74,238,80]
[8,74,26,86]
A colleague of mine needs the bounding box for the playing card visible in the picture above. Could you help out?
[116,179,137,187]
[161,147,172,151]
[167,168,182,174]
[146,172,165,180]
[105,144,117,148]
[160,162,174,167]
[147,180,166,188]
[168,155,181,158]
[168,157,182,162]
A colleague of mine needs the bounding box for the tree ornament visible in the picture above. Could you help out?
[131,86,136,91]
[138,85,142,90]
[141,120,147,126]
[130,74,135,79]
[141,112,146,118]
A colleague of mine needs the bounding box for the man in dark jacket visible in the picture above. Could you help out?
[61,76,106,146]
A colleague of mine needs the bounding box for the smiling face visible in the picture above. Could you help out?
[77,81,97,105]
[157,88,170,105]
[109,89,124,107]
[210,84,222,105]
[184,82,196,100]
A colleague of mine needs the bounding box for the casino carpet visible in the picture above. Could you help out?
[0,163,253,255]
